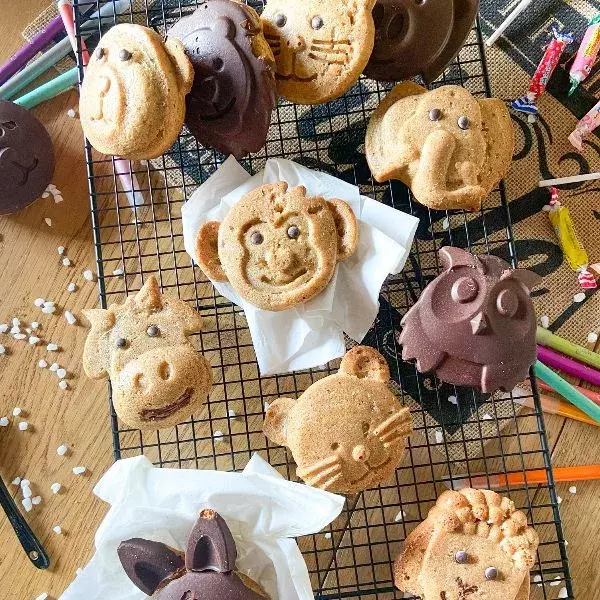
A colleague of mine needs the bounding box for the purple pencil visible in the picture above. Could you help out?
[0,16,65,87]
[537,345,600,387]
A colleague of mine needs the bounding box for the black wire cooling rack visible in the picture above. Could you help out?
[74,1,573,598]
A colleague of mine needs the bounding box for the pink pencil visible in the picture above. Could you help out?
[537,345,600,387]
[58,0,89,66]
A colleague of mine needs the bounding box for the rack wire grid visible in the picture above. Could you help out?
[74,1,573,598]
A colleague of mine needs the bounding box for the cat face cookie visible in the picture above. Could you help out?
[394,488,539,600]
[366,83,514,211]
[80,24,194,159]
[195,182,358,311]
[83,276,212,430]
[261,0,377,104]
[169,0,277,159]
[264,346,412,493]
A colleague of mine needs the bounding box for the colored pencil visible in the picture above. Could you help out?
[12,66,79,109]
[534,360,600,423]
[537,345,600,387]
[537,380,600,407]
[58,0,90,67]
[114,158,145,207]
[539,172,600,187]
[486,0,534,47]
[537,326,600,369]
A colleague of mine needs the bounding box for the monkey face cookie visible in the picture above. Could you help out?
[80,24,193,159]
[261,0,376,104]
[195,182,358,311]
[83,276,212,430]
[169,0,277,159]
[366,83,514,211]
[394,488,539,600]
[264,347,412,493]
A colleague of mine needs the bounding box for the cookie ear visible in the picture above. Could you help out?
[196,221,229,282]
[263,397,295,446]
[351,0,377,11]
[164,36,194,94]
[167,298,205,334]
[82,308,116,379]
[339,346,390,382]
[502,268,542,292]
[439,246,480,272]
[327,199,359,262]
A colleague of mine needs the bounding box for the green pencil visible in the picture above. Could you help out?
[13,67,79,110]
[537,326,600,370]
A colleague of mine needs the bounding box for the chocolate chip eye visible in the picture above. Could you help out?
[274,13,287,27]
[287,225,300,239]
[496,289,519,317]
[213,57,224,71]
[311,15,324,30]
[147,325,160,337]
[115,337,128,349]
[451,277,479,304]
[455,550,468,564]
[429,108,442,121]
[2,121,16,130]
[96,47,105,59]
[484,566,498,581]
[250,231,264,245]
[331,442,339,451]
[119,49,132,61]
[458,115,470,130]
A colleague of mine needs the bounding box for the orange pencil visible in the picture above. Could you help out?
[537,379,600,406]
[516,390,600,426]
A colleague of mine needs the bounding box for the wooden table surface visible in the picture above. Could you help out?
[0,2,599,599]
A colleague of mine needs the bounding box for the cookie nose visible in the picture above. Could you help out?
[286,34,306,52]
[266,247,295,272]
[352,445,370,462]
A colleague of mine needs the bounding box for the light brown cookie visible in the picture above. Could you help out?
[263,346,412,493]
[261,0,376,105]
[83,276,212,430]
[195,182,359,311]
[80,24,194,159]
[366,83,515,211]
[394,488,539,600]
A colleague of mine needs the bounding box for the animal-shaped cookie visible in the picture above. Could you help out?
[80,24,193,159]
[195,182,359,311]
[366,82,514,211]
[394,488,539,600]
[365,0,479,83]
[399,247,540,393]
[0,100,54,215]
[118,509,269,599]
[169,0,277,159]
[83,275,212,430]
[263,346,412,493]
[261,0,377,104]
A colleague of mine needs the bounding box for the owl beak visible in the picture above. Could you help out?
[470,312,490,335]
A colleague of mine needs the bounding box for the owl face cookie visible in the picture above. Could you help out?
[264,346,412,493]
[80,24,193,159]
[261,0,376,104]
[366,83,514,211]
[195,182,358,311]
[83,276,212,430]
[399,247,541,393]
[394,488,539,600]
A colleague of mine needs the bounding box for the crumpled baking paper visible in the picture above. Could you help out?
[182,157,419,375]
[60,454,345,600]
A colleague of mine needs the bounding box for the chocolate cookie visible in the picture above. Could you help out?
[169,0,277,159]
[264,346,412,493]
[119,509,269,599]
[399,247,541,393]
[365,0,479,83]
[195,182,359,311]
[83,275,212,430]
[0,100,54,215]
[80,24,194,159]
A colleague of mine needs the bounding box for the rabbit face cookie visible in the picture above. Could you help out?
[83,276,212,430]
[195,182,358,311]
[264,347,412,493]
[366,83,514,211]
[80,24,193,159]
[261,0,376,104]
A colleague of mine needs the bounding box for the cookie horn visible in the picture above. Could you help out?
[134,275,163,311]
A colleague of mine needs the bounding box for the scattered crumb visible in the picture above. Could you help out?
[0,417,9,426]
[29,336,41,345]
[264,402,270,411]
[18,421,29,431]
[45,217,52,227]
[10,326,19,334]
[76,568,83,576]
[435,430,444,444]
[64,311,77,325]
[22,485,32,498]
[557,587,568,599]
[67,282,77,292]
[113,268,124,276]
[22,497,33,512]
[0,323,7,333]
[53,525,62,535]
[32,496,42,505]
[447,395,458,405]
[13,333,27,340]
[564,540,568,546]
[550,576,562,587]
[588,332,598,345]
[540,315,550,329]
[324,532,332,539]
[394,510,406,522]
[47,343,59,352]
[482,413,493,420]
[62,257,72,267]
[83,269,95,281]
[573,292,586,303]
[11,477,21,486]
[38,359,48,368]
[31,322,40,330]
[57,445,69,457]
[568,486,576,494]
[35,594,48,600]
[0,344,5,356]
[72,466,86,475]
[49,363,59,372]
[227,409,237,418]
[12,318,20,328]
[42,305,56,314]
[34,298,45,307]
[557,496,562,504]
[213,430,225,442]
[20,479,30,488]
[56,368,67,379]
[50,482,62,494]
[12,407,22,417]
[59,380,69,390]
[533,575,542,583]
[442,216,450,230]
[67,108,77,118]
[57,246,65,255]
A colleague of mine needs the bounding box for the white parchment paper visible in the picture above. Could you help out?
[182,158,419,375]
[60,454,345,600]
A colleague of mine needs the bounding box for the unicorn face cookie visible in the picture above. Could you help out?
[261,0,376,104]
[264,346,412,493]
[195,182,358,311]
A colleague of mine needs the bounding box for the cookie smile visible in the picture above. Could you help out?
[200,96,237,121]
[260,267,309,286]
[139,387,194,422]
[11,157,39,186]
[276,71,318,82]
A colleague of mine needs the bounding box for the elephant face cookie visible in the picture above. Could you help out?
[394,489,539,600]
[119,509,269,599]
[0,100,54,215]
[261,0,376,104]
[263,347,412,493]
[366,83,514,211]
[83,276,212,430]
[399,247,540,393]
[80,24,193,159]
[169,0,277,159]
[195,182,358,311]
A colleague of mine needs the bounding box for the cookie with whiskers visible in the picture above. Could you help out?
[263,346,412,493]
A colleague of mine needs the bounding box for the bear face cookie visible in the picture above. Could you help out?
[80,24,193,159]
[83,276,212,430]
[394,488,539,600]
[261,0,376,105]
[366,83,514,211]
[169,0,277,159]
[195,182,359,311]
[399,247,541,394]
[119,509,268,599]
[263,346,412,493]
[0,100,54,215]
